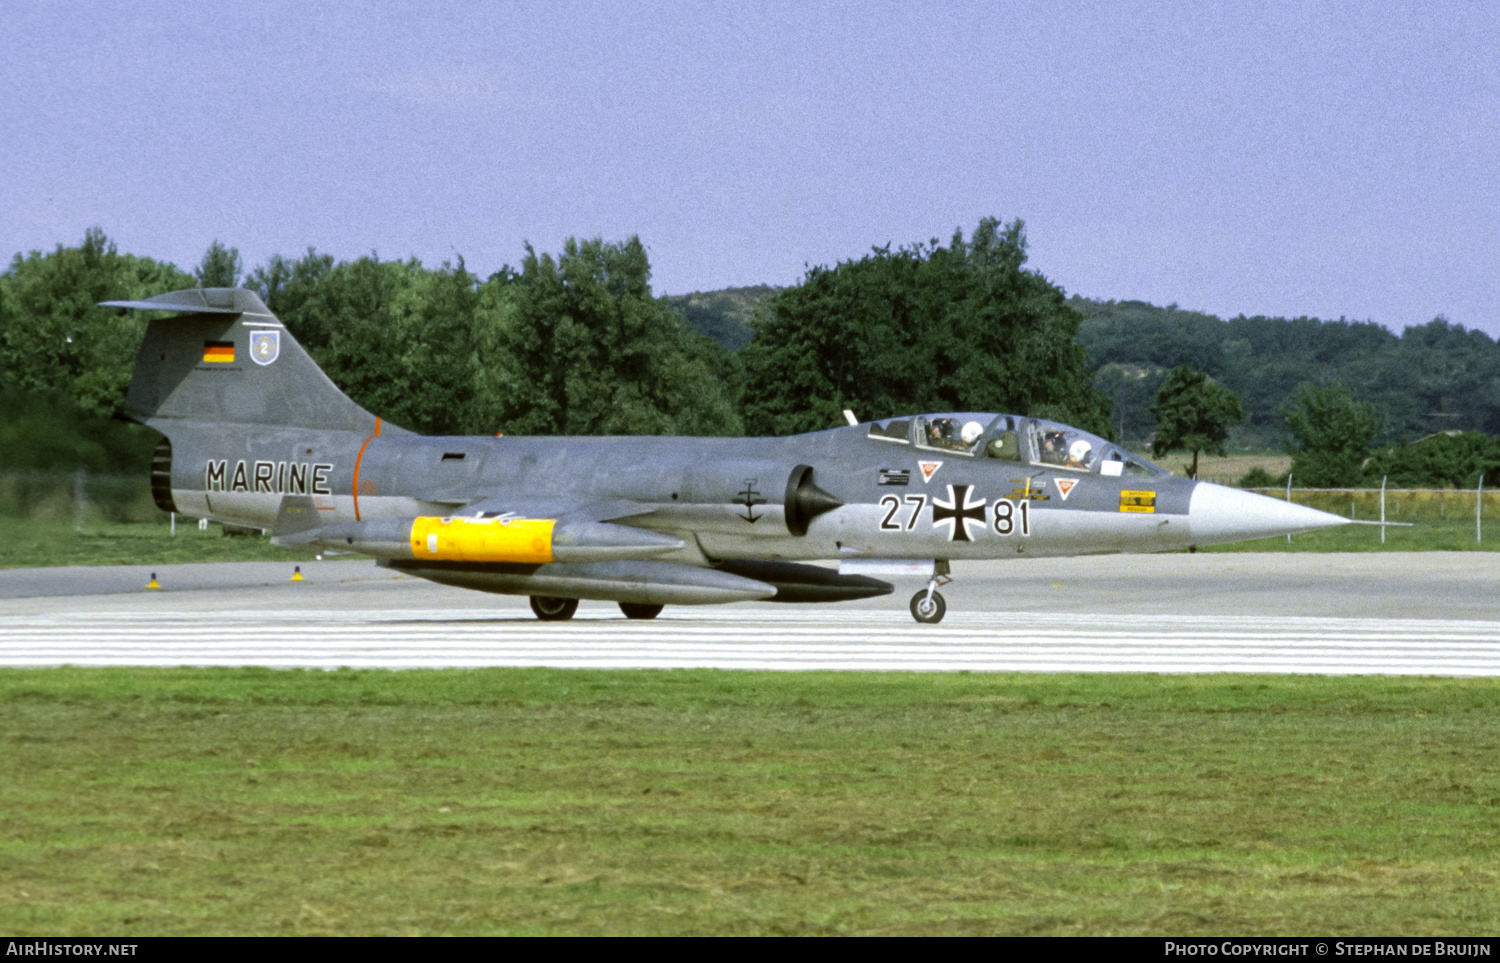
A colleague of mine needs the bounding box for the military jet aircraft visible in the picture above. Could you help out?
[105,287,1348,623]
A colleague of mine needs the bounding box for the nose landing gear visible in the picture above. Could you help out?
[909,566,952,624]
[910,589,945,623]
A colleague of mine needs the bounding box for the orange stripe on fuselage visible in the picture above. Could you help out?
[352,418,382,521]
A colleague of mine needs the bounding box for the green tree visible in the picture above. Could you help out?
[1362,431,1500,489]
[1284,383,1383,487]
[0,227,193,419]
[1148,366,1245,478]
[738,218,1110,436]
[473,237,740,436]
[0,228,192,470]
[194,240,242,288]
[0,387,157,472]
[245,248,337,347]
[249,252,481,435]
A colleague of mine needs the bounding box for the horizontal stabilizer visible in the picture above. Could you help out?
[101,288,272,316]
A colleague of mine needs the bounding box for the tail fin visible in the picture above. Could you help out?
[106,287,398,435]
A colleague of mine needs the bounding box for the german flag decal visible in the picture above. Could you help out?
[203,340,235,363]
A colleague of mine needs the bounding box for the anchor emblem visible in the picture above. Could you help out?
[735,479,766,523]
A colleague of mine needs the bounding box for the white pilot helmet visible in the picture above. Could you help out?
[960,421,984,445]
[1068,439,1092,462]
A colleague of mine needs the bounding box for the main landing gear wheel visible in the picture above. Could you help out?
[910,590,946,624]
[619,602,664,620]
[529,596,579,621]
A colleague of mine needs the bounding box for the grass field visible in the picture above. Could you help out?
[1156,453,1294,485]
[2,668,1497,935]
[0,518,316,570]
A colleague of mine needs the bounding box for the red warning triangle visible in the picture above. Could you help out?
[1054,477,1078,500]
[918,461,942,483]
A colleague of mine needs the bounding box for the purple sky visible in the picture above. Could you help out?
[4,1,1498,334]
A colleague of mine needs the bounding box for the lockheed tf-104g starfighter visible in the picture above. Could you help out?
[105,288,1348,623]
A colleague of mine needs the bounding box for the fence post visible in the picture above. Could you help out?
[72,468,86,533]
[1286,473,1293,544]
[1479,474,1484,546]
[1380,476,1387,545]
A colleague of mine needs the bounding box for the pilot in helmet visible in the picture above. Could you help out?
[1068,438,1093,468]
[960,421,984,448]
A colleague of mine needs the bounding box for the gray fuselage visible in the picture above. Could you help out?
[169,419,1200,566]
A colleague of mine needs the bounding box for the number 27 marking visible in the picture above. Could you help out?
[879,494,928,531]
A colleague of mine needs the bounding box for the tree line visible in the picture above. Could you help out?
[7,223,1497,490]
[0,220,1107,472]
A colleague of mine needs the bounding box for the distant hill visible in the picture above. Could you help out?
[665,285,779,351]
[1070,297,1500,451]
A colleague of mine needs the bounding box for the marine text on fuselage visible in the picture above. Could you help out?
[204,459,334,495]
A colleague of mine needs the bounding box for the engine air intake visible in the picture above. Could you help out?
[785,464,842,536]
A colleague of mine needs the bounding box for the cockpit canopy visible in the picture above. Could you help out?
[866,412,1164,477]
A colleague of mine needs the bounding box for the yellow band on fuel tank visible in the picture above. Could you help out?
[409,516,556,563]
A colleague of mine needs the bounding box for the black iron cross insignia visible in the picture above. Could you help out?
[932,484,987,541]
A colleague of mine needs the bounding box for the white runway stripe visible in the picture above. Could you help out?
[5,609,1500,674]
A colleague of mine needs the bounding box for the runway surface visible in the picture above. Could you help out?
[3,553,1499,674]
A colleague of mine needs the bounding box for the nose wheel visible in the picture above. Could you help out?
[910,589,946,624]
[909,568,952,624]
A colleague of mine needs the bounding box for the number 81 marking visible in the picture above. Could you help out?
[992,498,1030,536]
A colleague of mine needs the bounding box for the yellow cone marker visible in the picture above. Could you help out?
[291,565,305,582]
[146,572,161,590]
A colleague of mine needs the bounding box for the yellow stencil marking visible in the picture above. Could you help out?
[1119,490,1156,513]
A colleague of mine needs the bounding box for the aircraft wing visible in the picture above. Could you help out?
[455,496,654,525]
[274,491,683,562]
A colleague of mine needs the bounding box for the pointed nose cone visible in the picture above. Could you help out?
[1188,482,1348,544]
